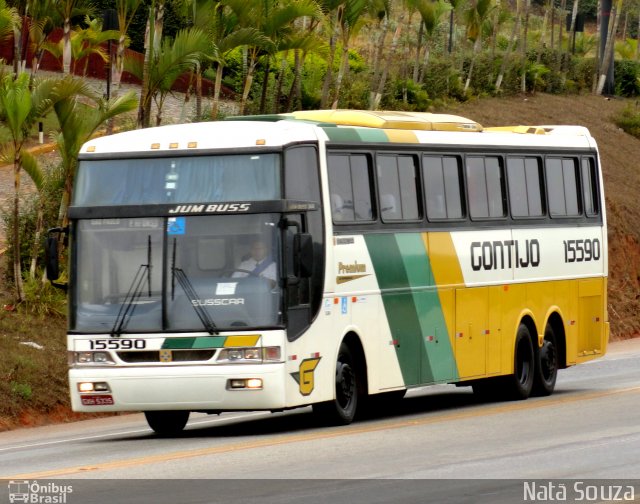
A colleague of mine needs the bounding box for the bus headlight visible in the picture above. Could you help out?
[217,346,281,364]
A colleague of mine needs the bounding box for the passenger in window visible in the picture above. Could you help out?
[381,194,397,219]
[331,193,346,221]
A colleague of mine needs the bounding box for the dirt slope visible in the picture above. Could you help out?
[447,93,640,339]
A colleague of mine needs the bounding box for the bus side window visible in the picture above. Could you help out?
[507,156,544,218]
[582,157,599,216]
[377,154,420,221]
[424,155,464,220]
[546,157,580,217]
[327,153,374,223]
[466,156,506,219]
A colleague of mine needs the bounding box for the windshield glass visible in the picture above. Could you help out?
[73,214,283,333]
[73,153,281,206]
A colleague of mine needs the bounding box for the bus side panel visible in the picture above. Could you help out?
[365,233,458,387]
[331,234,405,395]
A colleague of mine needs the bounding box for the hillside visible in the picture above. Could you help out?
[1,93,639,431]
[445,93,640,339]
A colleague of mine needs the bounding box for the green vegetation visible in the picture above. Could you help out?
[613,103,640,138]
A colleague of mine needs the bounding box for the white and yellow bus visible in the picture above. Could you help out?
[48,110,608,434]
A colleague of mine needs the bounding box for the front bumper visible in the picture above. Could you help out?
[69,363,286,412]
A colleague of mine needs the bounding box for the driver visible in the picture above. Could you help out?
[232,239,277,282]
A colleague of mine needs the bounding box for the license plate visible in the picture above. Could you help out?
[80,394,114,406]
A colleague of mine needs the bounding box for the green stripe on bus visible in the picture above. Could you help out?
[322,127,389,143]
[354,128,389,142]
[395,234,458,383]
[365,234,426,386]
[162,336,227,349]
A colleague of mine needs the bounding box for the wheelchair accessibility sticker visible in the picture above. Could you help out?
[167,216,186,235]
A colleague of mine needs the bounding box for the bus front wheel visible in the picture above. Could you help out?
[144,410,190,436]
[313,343,359,425]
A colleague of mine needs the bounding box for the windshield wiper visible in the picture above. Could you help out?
[171,238,218,335]
[111,236,152,336]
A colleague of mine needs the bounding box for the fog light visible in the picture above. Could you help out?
[228,378,263,390]
[246,378,263,389]
[78,382,94,393]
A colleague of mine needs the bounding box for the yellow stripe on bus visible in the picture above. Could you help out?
[224,335,261,347]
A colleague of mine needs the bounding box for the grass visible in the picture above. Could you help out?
[0,278,69,430]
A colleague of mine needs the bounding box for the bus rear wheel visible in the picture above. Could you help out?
[501,324,535,400]
[144,410,190,436]
[532,325,558,396]
[313,343,359,425]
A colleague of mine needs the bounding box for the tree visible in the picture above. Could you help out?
[54,90,139,226]
[52,0,95,74]
[128,26,211,126]
[0,72,93,300]
[0,0,18,44]
[207,1,267,119]
[597,0,624,94]
[332,0,371,109]
[25,0,57,79]
[224,0,319,115]
[463,0,494,94]
[113,0,144,95]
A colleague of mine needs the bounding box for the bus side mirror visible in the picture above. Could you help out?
[294,233,313,278]
[45,236,59,280]
[45,228,68,291]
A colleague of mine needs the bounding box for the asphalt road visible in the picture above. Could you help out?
[1,339,640,504]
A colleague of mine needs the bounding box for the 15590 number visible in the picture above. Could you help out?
[89,339,146,350]
[563,238,601,263]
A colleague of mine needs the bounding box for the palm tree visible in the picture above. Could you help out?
[113,0,144,96]
[128,27,211,127]
[24,0,57,79]
[463,0,494,94]
[332,0,371,109]
[69,16,120,76]
[0,72,94,300]
[495,0,521,91]
[225,0,319,115]
[52,0,94,74]
[0,0,18,44]
[207,1,267,119]
[258,1,321,113]
[414,0,451,82]
[54,90,139,226]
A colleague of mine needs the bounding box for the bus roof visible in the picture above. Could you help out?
[79,111,596,156]
[286,110,483,132]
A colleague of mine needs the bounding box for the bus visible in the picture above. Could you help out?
[47,110,608,435]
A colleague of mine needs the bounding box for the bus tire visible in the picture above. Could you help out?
[313,343,359,425]
[502,324,535,400]
[144,410,190,436]
[532,324,558,396]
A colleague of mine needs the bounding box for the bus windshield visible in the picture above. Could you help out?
[72,214,283,333]
[73,153,281,206]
